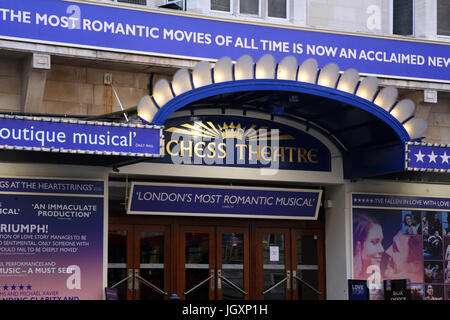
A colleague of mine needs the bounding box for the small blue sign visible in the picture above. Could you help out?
[128,183,322,220]
[0,116,161,156]
[0,0,448,83]
[348,280,369,300]
[406,143,450,172]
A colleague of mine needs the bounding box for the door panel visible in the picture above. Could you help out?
[108,219,325,300]
[107,225,133,300]
[291,229,325,300]
[135,226,170,300]
[256,229,291,300]
[107,224,170,300]
[180,227,215,300]
[216,228,249,300]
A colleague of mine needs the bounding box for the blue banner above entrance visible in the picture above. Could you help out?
[0,0,449,83]
[155,116,331,172]
[0,115,162,157]
[127,183,322,220]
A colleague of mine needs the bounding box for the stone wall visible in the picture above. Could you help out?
[0,58,22,112]
[42,64,169,116]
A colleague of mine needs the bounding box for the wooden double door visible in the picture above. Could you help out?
[107,217,325,300]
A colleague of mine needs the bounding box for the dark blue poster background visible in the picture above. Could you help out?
[128,183,322,220]
[0,177,104,300]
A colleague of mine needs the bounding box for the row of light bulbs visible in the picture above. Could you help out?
[138,54,427,140]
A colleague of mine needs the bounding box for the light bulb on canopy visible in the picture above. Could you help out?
[390,99,415,123]
[192,61,212,88]
[337,68,360,94]
[255,54,276,79]
[172,68,192,96]
[297,58,318,83]
[214,56,233,83]
[277,56,298,80]
[356,76,379,101]
[403,118,428,140]
[234,54,254,80]
[137,95,159,124]
[152,79,173,108]
[317,63,340,88]
[374,87,398,111]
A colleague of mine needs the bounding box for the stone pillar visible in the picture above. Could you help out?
[21,53,50,114]
[414,0,437,39]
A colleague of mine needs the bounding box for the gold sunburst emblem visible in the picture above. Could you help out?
[165,121,295,141]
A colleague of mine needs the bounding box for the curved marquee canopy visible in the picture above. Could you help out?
[137,54,429,178]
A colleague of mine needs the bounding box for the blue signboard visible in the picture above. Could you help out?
[352,193,450,211]
[156,116,331,172]
[348,280,369,300]
[0,116,161,156]
[0,0,449,83]
[128,183,322,220]
[0,177,104,195]
[406,142,450,172]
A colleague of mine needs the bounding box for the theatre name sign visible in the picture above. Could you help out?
[0,115,162,157]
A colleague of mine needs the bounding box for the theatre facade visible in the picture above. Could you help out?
[0,0,450,301]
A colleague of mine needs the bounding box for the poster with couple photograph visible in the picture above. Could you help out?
[353,208,423,283]
[352,193,450,300]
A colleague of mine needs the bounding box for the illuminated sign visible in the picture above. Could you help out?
[406,142,450,172]
[155,116,331,171]
[0,115,162,157]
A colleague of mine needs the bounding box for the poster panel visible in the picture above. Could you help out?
[352,193,450,300]
[0,177,104,300]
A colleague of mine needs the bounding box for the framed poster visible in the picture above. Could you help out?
[352,193,450,300]
[0,177,105,300]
